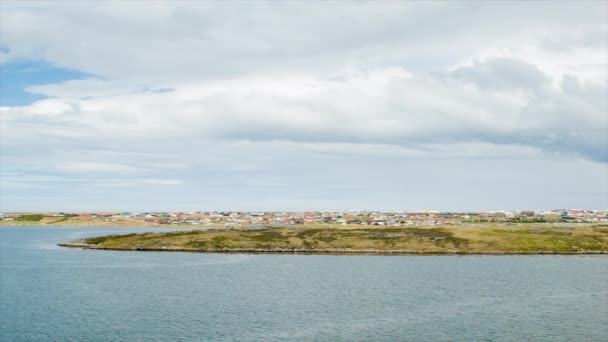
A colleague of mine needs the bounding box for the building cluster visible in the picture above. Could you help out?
[3,209,607,226]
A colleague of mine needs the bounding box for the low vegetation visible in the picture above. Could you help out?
[47,217,70,224]
[62,224,608,254]
[15,214,45,221]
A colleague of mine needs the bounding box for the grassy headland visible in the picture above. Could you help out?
[59,224,608,254]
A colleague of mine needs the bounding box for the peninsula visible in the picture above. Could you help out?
[59,224,608,254]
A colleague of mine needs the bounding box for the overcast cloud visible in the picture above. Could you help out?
[1,1,606,211]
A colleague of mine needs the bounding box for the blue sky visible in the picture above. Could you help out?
[1,60,92,106]
[0,1,606,212]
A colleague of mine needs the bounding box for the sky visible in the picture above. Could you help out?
[0,1,607,212]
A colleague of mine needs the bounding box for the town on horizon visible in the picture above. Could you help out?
[3,209,607,227]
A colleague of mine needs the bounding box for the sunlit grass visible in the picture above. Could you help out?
[73,224,608,253]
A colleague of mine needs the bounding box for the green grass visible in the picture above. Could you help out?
[47,217,69,224]
[69,224,608,254]
[15,214,45,221]
[84,233,141,245]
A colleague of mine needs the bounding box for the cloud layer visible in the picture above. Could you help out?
[1,1,606,211]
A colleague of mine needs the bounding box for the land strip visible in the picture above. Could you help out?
[59,224,608,254]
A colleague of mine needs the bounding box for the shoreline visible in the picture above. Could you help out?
[58,240,608,255]
[55,225,608,255]
[0,222,215,229]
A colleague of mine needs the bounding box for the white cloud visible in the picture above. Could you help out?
[142,179,182,186]
[4,63,605,161]
[1,1,606,211]
[1,2,605,83]
[56,162,139,174]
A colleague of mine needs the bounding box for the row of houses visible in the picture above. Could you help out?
[2,209,607,225]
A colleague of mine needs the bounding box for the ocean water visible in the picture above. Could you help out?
[1,226,607,341]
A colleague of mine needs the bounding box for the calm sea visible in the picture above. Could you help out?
[1,226,607,341]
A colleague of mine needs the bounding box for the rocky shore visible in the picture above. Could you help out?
[58,238,608,255]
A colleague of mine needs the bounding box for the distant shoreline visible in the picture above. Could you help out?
[0,221,219,229]
[2,220,602,230]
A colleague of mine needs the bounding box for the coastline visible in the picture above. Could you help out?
[57,224,608,255]
[57,240,608,255]
[0,221,214,229]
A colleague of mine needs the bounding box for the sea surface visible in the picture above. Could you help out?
[1,226,607,341]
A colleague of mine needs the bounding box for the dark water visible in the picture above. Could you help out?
[1,226,607,341]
